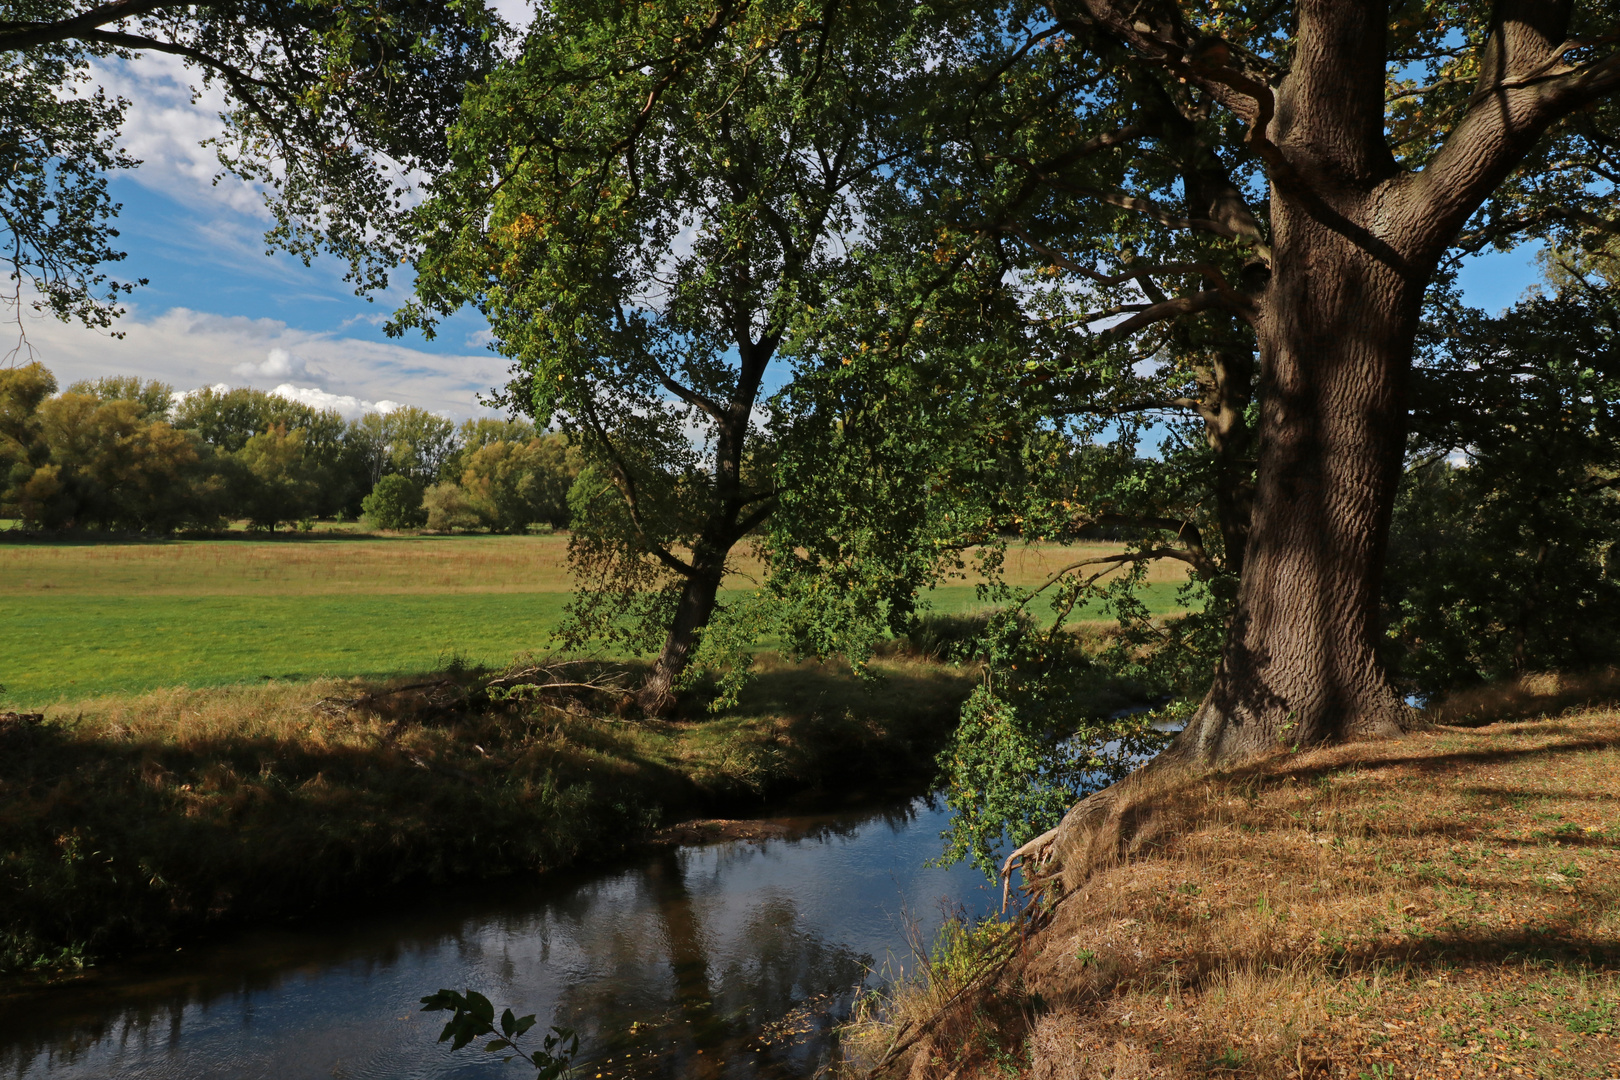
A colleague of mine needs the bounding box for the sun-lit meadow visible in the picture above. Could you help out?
[0,533,1190,705]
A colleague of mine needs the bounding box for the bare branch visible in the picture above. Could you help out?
[655,368,726,423]
[1386,75,1471,104]
[1005,226,1255,316]
[730,498,778,539]
[1095,290,1229,336]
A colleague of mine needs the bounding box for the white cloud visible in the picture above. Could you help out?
[490,0,538,50]
[268,384,402,419]
[12,302,507,420]
[233,347,308,379]
[84,53,265,216]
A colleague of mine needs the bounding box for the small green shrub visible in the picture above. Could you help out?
[362,474,426,529]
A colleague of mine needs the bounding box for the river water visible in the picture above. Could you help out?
[0,796,1000,1080]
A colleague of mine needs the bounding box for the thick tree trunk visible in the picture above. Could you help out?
[1009,0,1620,902]
[1170,210,1424,763]
[637,553,726,717]
[1032,216,1432,888]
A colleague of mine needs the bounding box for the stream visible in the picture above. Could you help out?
[0,795,1000,1080]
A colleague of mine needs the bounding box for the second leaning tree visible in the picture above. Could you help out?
[401,0,920,715]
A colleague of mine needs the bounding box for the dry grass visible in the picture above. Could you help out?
[0,654,975,977]
[874,707,1620,1079]
[0,535,1181,598]
[1427,668,1620,727]
[0,534,581,596]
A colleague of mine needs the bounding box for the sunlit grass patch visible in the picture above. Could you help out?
[0,592,581,704]
[872,707,1620,1079]
[0,536,1190,705]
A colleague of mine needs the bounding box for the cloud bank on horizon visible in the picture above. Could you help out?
[17,304,505,419]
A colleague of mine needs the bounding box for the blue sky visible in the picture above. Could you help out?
[14,51,1546,421]
[12,52,510,419]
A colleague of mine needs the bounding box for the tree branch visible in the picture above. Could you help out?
[655,368,726,424]
[1409,5,1620,260]
[0,0,173,52]
[1004,225,1255,316]
[1009,163,1273,262]
[1092,290,1228,336]
[575,396,695,578]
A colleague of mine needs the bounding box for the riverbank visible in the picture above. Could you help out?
[0,654,995,979]
[853,704,1620,1079]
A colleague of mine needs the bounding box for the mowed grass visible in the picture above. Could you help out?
[0,534,1190,705]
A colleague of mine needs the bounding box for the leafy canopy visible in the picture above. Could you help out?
[0,0,502,332]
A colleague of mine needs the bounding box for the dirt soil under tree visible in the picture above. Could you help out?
[874,705,1620,1079]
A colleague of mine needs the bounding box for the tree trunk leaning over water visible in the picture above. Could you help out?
[1013,0,1620,887]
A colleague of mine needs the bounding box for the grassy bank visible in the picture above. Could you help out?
[852,704,1620,1079]
[0,534,1190,704]
[0,654,978,978]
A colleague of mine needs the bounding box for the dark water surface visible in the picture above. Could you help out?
[0,797,998,1080]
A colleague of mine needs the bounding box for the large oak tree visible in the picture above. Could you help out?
[895,0,1620,878]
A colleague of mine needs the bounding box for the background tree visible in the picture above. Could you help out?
[423,479,484,532]
[1385,275,1620,696]
[458,434,579,533]
[0,0,499,333]
[350,407,458,489]
[174,385,368,517]
[173,386,328,453]
[18,391,217,530]
[234,424,322,530]
[440,417,538,480]
[66,376,174,422]
[362,473,427,530]
[0,363,57,515]
[400,0,917,714]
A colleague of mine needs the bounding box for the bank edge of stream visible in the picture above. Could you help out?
[0,655,1014,986]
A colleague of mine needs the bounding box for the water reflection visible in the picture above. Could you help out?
[0,797,997,1079]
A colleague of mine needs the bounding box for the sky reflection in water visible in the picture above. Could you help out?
[0,796,1000,1080]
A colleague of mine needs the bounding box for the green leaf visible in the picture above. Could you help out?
[466,990,495,1026]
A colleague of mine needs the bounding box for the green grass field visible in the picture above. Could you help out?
[0,534,1190,705]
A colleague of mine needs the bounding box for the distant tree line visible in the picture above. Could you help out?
[0,365,580,534]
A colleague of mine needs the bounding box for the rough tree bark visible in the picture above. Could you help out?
[1010,0,1620,885]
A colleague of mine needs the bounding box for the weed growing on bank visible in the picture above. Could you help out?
[0,655,974,977]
